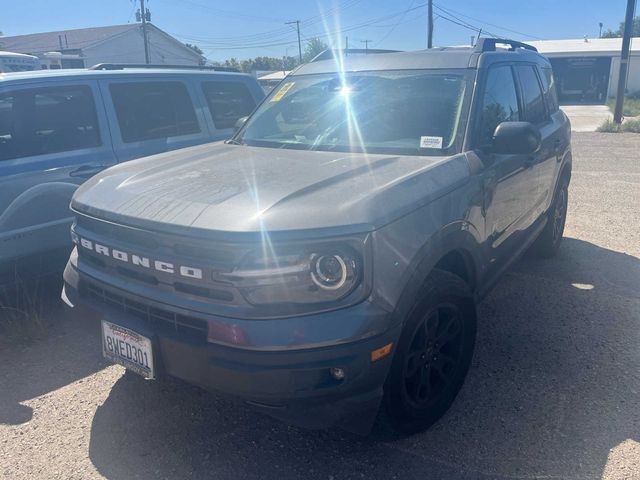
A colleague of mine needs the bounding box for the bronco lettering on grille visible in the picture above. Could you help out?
[75,236,203,280]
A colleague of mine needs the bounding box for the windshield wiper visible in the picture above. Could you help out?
[225,138,244,145]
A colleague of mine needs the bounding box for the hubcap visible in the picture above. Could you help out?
[403,304,463,407]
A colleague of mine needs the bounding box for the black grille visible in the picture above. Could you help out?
[82,282,208,341]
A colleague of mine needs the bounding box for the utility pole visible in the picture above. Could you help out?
[361,39,371,53]
[599,22,604,38]
[139,0,150,64]
[427,0,433,48]
[286,20,302,63]
[613,0,636,124]
[346,36,349,50]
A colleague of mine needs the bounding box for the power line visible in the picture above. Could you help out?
[165,0,363,44]
[374,0,418,47]
[193,2,432,51]
[433,3,542,40]
[285,20,303,62]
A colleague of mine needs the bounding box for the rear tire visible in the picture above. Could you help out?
[530,177,569,258]
[383,269,477,435]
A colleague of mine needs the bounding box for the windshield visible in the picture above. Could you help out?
[236,69,469,155]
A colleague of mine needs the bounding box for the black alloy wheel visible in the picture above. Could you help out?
[403,304,464,408]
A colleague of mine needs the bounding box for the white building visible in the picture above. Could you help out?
[529,37,640,103]
[0,24,203,69]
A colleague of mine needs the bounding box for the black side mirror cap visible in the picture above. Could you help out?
[492,121,541,155]
[234,116,248,132]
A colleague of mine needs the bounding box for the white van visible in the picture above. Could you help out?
[0,51,40,73]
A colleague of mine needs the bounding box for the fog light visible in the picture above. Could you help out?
[330,367,345,380]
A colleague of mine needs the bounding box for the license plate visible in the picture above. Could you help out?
[102,320,155,379]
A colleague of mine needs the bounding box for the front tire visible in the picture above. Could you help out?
[383,269,477,435]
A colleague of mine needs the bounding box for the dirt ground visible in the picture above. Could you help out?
[1,132,639,480]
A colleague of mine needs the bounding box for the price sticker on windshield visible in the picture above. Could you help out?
[420,136,443,149]
[270,82,295,102]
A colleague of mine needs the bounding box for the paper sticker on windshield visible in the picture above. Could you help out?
[270,82,295,102]
[420,136,443,149]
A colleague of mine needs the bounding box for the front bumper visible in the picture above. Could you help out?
[63,258,400,432]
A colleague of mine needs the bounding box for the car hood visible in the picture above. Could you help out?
[72,142,470,237]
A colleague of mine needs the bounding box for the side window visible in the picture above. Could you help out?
[201,81,256,130]
[517,65,547,124]
[540,67,559,113]
[0,85,100,161]
[109,81,200,143]
[479,65,520,145]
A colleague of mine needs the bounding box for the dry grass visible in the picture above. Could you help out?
[596,118,640,133]
[0,274,62,345]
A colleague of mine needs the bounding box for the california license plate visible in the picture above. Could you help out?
[102,320,155,379]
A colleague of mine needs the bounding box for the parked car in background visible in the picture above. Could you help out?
[0,65,264,284]
[63,40,571,435]
[0,51,41,73]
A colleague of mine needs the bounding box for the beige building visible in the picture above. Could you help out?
[529,37,640,103]
[0,24,203,69]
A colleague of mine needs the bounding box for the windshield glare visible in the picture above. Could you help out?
[238,70,468,155]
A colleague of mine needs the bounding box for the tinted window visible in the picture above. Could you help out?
[110,81,200,143]
[0,85,100,161]
[202,81,255,130]
[479,65,520,144]
[541,67,559,112]
[517,65,547,124]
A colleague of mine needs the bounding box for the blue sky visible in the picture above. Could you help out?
[1,0,630,61]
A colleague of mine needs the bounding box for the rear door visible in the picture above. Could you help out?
[101,76,211,162]
[536,66,568,215]
[475,64,539,277]
[0,80,115,269]
[514,64,560,219]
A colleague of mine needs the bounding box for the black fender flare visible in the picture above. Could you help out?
[388,221,484,330]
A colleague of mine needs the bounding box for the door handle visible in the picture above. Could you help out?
[70,165,107,178]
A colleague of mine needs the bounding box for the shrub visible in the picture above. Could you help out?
[597,118,640,133]
[622,118,640,133]
[597,119,622,132]
[606,95,640,117]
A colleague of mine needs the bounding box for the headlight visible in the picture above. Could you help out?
[218,243,363,307]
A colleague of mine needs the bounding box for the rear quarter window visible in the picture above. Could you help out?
[540,67,560,113]
[201,81,256,130]
[109,81,200,143]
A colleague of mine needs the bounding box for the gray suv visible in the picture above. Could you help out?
[0,65,264,284]
[63,39,571,435]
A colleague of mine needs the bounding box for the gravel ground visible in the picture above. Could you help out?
[1,132,639,480]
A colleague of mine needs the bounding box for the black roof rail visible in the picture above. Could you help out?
[310,48,402,62]
[475,38,538,53]
[88,63,240,72]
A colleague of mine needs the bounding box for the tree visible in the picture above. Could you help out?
[601,16,640,38]
[303,37,329,62]
[185,43,205,65]
[185,43,204,55]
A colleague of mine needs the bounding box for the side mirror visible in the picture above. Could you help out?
[492,121,541,155]
[234,116,248,132]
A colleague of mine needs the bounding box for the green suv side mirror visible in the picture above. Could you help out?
[492,121,541,155]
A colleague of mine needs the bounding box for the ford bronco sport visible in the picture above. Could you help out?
[62,39,571,435]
